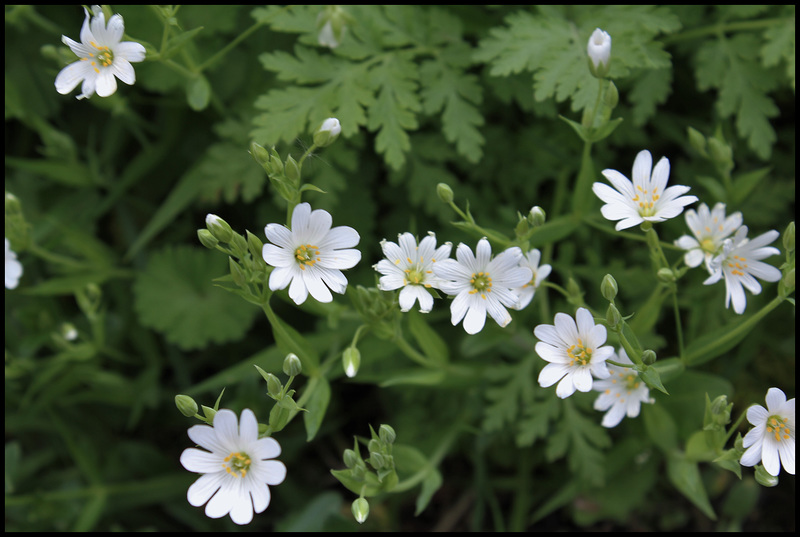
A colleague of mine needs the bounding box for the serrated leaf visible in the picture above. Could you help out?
[133,246,259,350]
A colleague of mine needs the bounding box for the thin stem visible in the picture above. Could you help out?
[671,291,685,359]
[392,332,432,368]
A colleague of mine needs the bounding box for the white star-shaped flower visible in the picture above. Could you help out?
[180,409,287,525]
[374,232,452,313]
[675,202,742,271]
[55,5,146,100]
[592,149,698,230]
[592,348,654,427]
[511,248,551,310]
[433,238,531,334]
[740,388,795,477]
[703,226,781,314]
[5,238,23,290]
[534,307,614,399]
[262,203,361,305]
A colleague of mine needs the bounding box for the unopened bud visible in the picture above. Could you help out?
[528,206,546,227]
[175,394,199,417]
[266,373,283,398]
[601,274,618,301]
[754,464,779,487]
[783,221,795,253]
[687,127,707,156]
[343,449,359,469]
[587,28,611,78]
[313,117,341,147]
[249,142,271,168]
[352,498,370,524]
[606,303,622,330]
[206,214,234,243]
[197,229,219,249]
[379,424,396,445]
[436,183,454,204]
[656,267,676,283]
[283,353,303,377]
[284,155,301,184]
[641,349,657,365]
[229,257,246,287]
[343,347,361,378]
[604,80,619,110]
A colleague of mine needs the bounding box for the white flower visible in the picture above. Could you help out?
[313,117,342,147]
[592,348,654,427]
[5,238,23,290]
[587,28,611,76]
[55,5,146,100]
[374,232,452,313]
[675,202,742,271]
[262,203,361,305]
[592,150,698,231]
[433,238,531,334]
[180,409,287,525]
[511,248,551,310]
[703,226,781,314]
[740,387,795,476]
[534,307,614,399]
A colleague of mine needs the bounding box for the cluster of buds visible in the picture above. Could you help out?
[255,354,305,434]
[331,424,399,524]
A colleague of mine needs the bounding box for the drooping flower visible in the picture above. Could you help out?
[587,28,611,78]
[592,150,698,231]
[55,5,146,100]
[5,238,23,290]
[740,387,795,477]
[374,232,452,313]
[511,248,551,310]
[534,307,614,399]
[703,226,781,314]
[433,238,531,334]
[675,202,743,271]
[262,203,361,305]
[592,348,654,427]
[180,409,287,525]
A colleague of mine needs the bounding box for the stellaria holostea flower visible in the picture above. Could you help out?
[740,387,795,477]
[675,202,742,271]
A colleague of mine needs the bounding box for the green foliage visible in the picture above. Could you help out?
[4,4,794,533]
[133,246,259,350]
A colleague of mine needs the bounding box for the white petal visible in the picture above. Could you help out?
[554,312,578,346]
[538,362,570,388]
[181,448,223,474]
[572,367,594,392]
[229,489,255,525]
[535,342,568,364]
[187,472,226,507]
[555,374,578,399]
[320,225,360,250]
[115,40,146,62]
[632,150,653,188]
[54,60,93,94]
[765,388,787,411]
[303,270,333,303]
[317,247,360,270]
[110,57,136,86]
[449,291,469,326]
[778,439,795,475]
[94,68,118,97]
[205,481,237,520]
[249,481,271,514]
[463,301,487,334]
[269,265,298,291]
[761,440,781,476]
[601,403,627,428]
[265,224,294,249]
[288,275,309,305]
[255,459,287,486]
[739,444,762,467]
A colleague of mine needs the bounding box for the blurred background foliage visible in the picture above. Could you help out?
[5,5,795,531]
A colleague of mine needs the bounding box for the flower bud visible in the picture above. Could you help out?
[687,127,708,156]
[587,28,611,78]
[436,183,454,204]
[528,206,546,227]
[249,142,271,168]
[317,6,349,49]
[284,155,301,185]
[283,353,303,377]
[656,267,676,283]
[369,451,386,469]
[229,257,246,287]
[783,221,795,253]
[313,117,342,147]
[343,346,361,378]
[266,373,283,398]
[352,497,370,524]
[379,424,396,445]
[343,448,359,469]
[641,349,657,365]
[175,394,199,417]
[246,230,265,264]
[197,229,219,249]
[754,464,779,487]
[601,274,618,302]
[205,214,234,244]
[606,303,622,330]
[708,136,733,174]
[61,322,78,341]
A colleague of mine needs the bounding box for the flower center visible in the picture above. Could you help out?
[631,185,660,217]
[468,271,492,299]
[700,237,716,254]
[295,244,320,270]
[405,265,427,286]
[766,415,791,443]
[726,254,748,277]
[567,339,592,366]
[623,372,640,391]
[223,451,252,478]
[84,42,115,74]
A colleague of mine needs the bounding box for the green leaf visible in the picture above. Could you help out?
[642,402,678,453]
[133,246,259,350]
[303,376,331,441]
[263,302,321,374]
[415,468,443,516]
[730,166,771,206]
[695,34,780,159]
[186,75,211,111]
[406,309,449,365]
[666,453,717,520]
